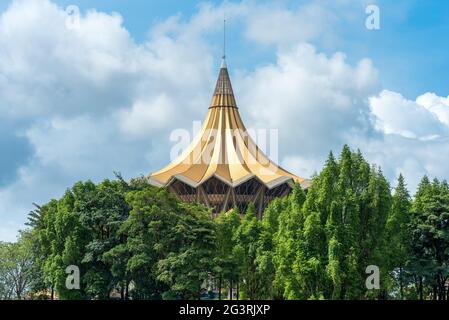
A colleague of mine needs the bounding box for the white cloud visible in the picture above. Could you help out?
[235,43,449,192]
[0,0,216,241]
[0,221,22,242]
[236,43,380,167]
[351,134,449,192]
[244,2,337,47]
[117,95,175,137]
[359,90,449,191]
[369,90,448,140]
[282,155,324,179]
[0,0,139,118]
[416,92,449,126]
[0,0,214,121]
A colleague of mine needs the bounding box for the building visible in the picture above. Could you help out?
[148,57,309,217]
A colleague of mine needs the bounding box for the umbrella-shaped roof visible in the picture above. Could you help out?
[149,58,306,190]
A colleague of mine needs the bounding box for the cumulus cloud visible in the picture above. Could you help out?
[0,0,216,121]
[361,90,449,191]
[0,0,139,118]
[237,43,380,170]
[0,0,215,240]
[416,92,449,126]
[117,95,176,137]
[369,90,448,140]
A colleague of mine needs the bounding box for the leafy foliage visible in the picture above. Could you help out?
[1,146,449,300]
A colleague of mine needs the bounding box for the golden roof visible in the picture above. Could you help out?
[149,58,306,189]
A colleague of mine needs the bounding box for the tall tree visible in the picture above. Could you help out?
[39,190,89,300]
[76,180,130,299]
[213,209,241,299]
[257,197,289,299]
[294,146,392,299]
[293,210,327,299]
[233,204,264,300]
[156,202,216,300]
[272,185,306,299]
[385,174,411,299]
[409,177,449,300]
[0,231,34,299]
[118,186,179,299]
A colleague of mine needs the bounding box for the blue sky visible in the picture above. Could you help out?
[42,0,449,97]
[2,0,449,242]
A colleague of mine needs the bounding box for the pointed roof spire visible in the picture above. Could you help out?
[211,64,235,107]
[212,64,235,109]
[210,18,235,108]
[220,56,227,69]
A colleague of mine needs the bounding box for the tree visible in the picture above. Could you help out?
[293,210,327,299]
[117,186,179,299]
[22,146,449,301]
[32,179,132,300]
[116,186,216,300]
[408,177,449,300]
[257,197,289,299]
[26,204,51,297]
[272,185,306,299]
[385,174,411,299]
[271,146,393,300]
[0,231,34,299]
[76,180,130,299]
[41,190,90,300]
[233,204,264,300]
[156,202,216,300]
[213,209,241,299]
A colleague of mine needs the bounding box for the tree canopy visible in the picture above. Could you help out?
[1,146,448,300]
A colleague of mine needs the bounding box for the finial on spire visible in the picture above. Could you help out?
[223,18,226,60]
[221,18,227,69]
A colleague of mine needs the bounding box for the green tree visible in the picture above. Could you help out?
[117,186,216,300]
[33,179,133,300]
[118,186,178,299]
[287,146,392,300]
[214,209,241,299]
[293,210,327,300]
[26,204,52,298]
[257,197,289,299]
[385,174,411,299]
[272,185,306,299]
[39,190,89,300]
[408,177,449,300]
[233,204,264,300]
[156,203,215,300]
[75,180,130,299]
[0,231,34,299]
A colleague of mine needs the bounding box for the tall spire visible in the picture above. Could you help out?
[223,19,226,59]
[211,65,235,107]
[211,18,234,108]
[221,18,227,69]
